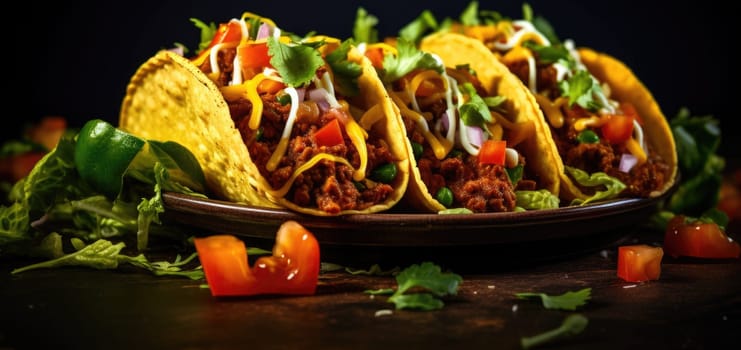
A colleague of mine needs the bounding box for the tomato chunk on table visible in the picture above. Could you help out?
[664,215,741,259]
[194,220,320,297]
[617,244,663,282]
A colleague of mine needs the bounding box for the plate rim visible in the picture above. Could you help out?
[161,192,665,247]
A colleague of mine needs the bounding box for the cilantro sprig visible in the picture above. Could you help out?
[325,39,362,96]
[521,314,589,349]
[515,287,592,311]
[365,262,462,311]
[11,236,204,280]
[352,7,378,44]
[381,38,443,84]
[515,288,591,348]
[267,37,324,87]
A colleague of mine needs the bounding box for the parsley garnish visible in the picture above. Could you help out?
[267,37,324,87]
[515,287,592,310]
[365,262,462,311]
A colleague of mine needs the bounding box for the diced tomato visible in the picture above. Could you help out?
[406,70,444,97]
[0,152,46,183]
[718,176,741,222]
[364,46,385,70]
[478,140,506,165]
[617,244,663,282]
[194,220,320,297]
[27,116,67,150]
[192,20,243,62]
[314,119,345,147]
[619,102,643,125]
[257,78,285,94]
[664,215,741,259]
[239,42,272,70]
[601,113,635,144]
[205,20,243,50]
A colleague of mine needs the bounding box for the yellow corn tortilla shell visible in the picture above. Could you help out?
[119,50,279,208]
[559,48,678,201]
[408,32,561,212]
[119,48,410,216]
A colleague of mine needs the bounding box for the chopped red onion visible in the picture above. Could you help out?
[296,87,306,102]
[440,111,450,134]
[256,23,271,40]
[619,154,638,173]
[167,46,184,56]
[466,125,484,147]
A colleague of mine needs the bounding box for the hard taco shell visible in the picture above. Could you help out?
[573,48,678,200]
[119,50,279,208]
[411,32,561,211]
[119,47,411,216]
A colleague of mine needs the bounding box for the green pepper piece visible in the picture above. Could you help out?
[74,119,145,198]
[435,187,454,208]
[577,130,599,144]
[411,141,423,160]
[370,163,397,184]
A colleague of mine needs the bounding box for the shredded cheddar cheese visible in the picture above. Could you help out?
[266,86,300,171]
[534,94,565,128]
[267,154,354,198]
[625,138,647,165]
[390,91,452,159]
[245,73,268,130]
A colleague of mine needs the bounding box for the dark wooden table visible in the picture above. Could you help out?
[1,226,739,350]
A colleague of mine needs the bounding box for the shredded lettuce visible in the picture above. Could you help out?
[565,166,626,206]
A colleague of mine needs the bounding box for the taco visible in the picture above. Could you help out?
[119,13,410,216]
[358,36,560,213]
[427,3,678,204]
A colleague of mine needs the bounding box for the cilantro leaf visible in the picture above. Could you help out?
[268,37,324,87]
[515,287,592,311]
[523,42,574,68]
[459,82,493,127]
[189,18,217,53]
[381,38,444,84]
[353,7,378,44]
[325,39,362,97]
[399,10,438,44]
[459,1,480,26]
[388,294,444,311]
[558,70,601,111]
[394,261,462,297]
[368,262,462,310]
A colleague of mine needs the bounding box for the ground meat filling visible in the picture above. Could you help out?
[549,93,670,198]
[402,98,517,213]
[231,93,396,213]
[201,49,396,213]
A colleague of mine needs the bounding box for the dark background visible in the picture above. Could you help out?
[7,0,737,157]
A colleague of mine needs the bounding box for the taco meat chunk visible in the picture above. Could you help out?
[230,92,395,214]
[399,80,518,213]
[205,48,395,214]
[551,106,670,198]
[510,58,670,199]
